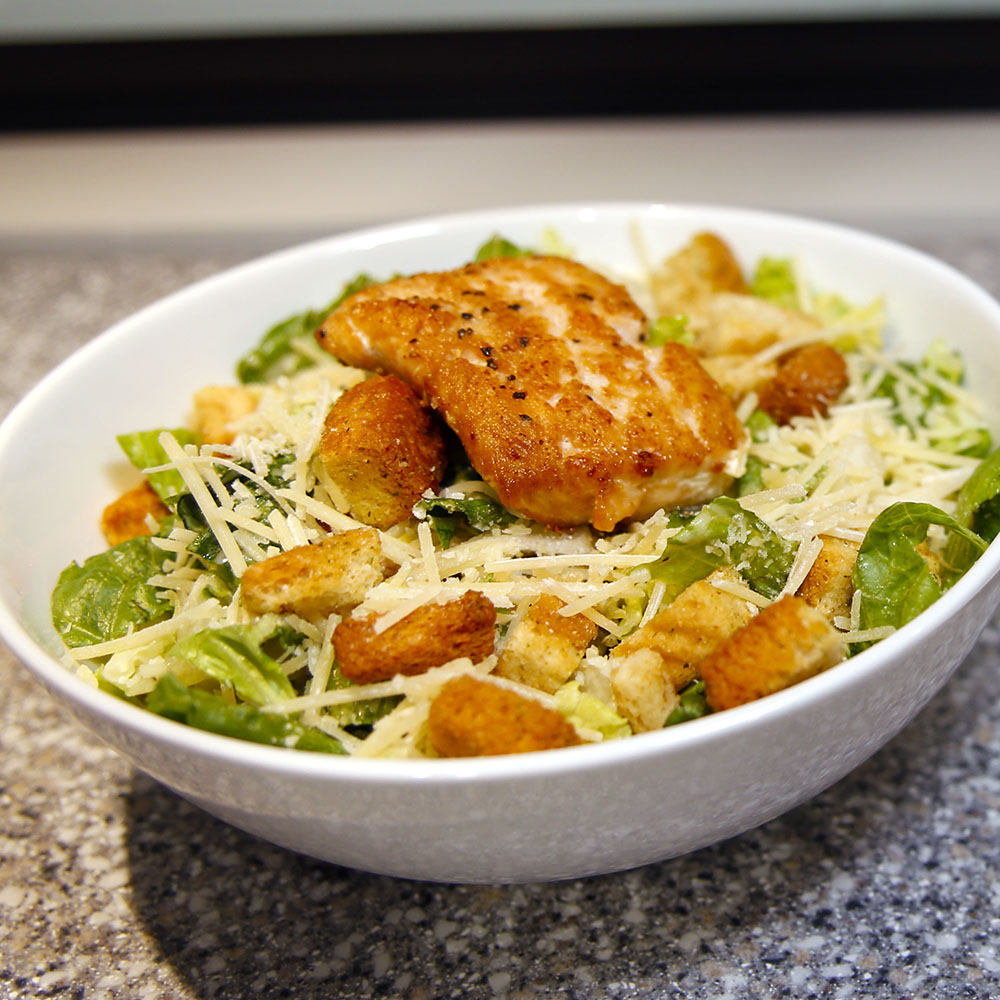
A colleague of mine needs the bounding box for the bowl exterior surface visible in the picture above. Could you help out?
[3,203,1000,882]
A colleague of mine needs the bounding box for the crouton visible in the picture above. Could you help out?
[699,594,845,712]
[692,292,821,358]
[610,648,679,733]
[240,527,385,619]
[318,374,447,529]
[493,594,598,694]
[757,343,849,425]
[427,674,581,757]
[192,385,257,445]
[334,590,496,685]
[612,568,758,693]
[101,480,169,546]
[651,232,748,318]
[796,535,859,623]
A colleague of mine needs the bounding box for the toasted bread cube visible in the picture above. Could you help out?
[699,594,845,712]
[612,568,757,693]
[493,594,598,694]
[193,385,257,445]
[101,480,170,546]
[241,527,385,619]
[610,648,680,734]
[796,536,859,623]
[427,674,581,757]
[693,293,820,358]
[757,343,849,425]
[651,232,748,318]
[334,590,496,685]
[318,374,447,529]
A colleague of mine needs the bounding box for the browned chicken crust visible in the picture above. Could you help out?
[101,481,169,546]
[316,255,747,531]
[427,674,581,757]
[333,590,497,685]
[318,373,447,529]
[757,343,849,425]
[699,595,845,711]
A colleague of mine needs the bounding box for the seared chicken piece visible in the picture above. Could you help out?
[316,256,747,531]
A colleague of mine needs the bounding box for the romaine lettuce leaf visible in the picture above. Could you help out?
[641,497,797,603]
[414,494,518,549]
[646,314,693,347]
[117,428,200,501]
[554,681,631,740]
[52,535,173,647]
[166,618,297,705]
[473,235,534,261]
[236,273,378,383]
[147,674,345,753]
[664,679,711,727]
[751,257,800,310]
[854,501,987,646]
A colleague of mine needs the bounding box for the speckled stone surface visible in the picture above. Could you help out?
[3,236,1000,1000]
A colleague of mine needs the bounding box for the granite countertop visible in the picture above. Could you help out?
[3,238,1000,1000]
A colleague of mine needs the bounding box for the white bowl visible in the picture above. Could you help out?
[3,203,1000,884]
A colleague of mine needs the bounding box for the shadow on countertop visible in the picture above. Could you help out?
[122,617,1000,1000]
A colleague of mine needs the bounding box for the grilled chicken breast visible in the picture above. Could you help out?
[316,255,747,531]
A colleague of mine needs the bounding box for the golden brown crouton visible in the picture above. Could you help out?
[692,293,821,358]
[651,232,748,318]
[318,374,447,529]
[612,568,758,692]
[240,528,385,619]
[493,594,598,694]
[427,674,581,757]
[610,648,679,734]
[101,480,170,546]
[334,590,496,685]
[192,385,257,445]
[699,594,845,712]
[796,536,859,623]
[757,343,849,425]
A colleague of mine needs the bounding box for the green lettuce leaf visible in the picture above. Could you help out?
[665,680,711,727]
[854,501,987,646]
[473,235,534,261]
[166,618,297,705]
[646,314,693,347]
[116,428,200,501]
[51,535,173,648]
[322,666,402,730]
[414,494,518,549]
[236,272,378,383]
[147,674,345,753]
[554,681,631,740]
[751,257,800,310]
[642,497,797,603]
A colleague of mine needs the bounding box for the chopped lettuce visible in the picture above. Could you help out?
[473,234,534,261]
[166,618,298,705]
[116,428,200,501]
[414,493,518,549]
[147,674,345,753]
[751,257,801,311]
[646,314,693,347]
[853,501,987,647]
[322,665,403,730]
[665,680,711,727]
[554,681,631,740]
[641,497,797,603]
[874,340,992,457]
[236,272,378,383]
[52,535,173,647]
